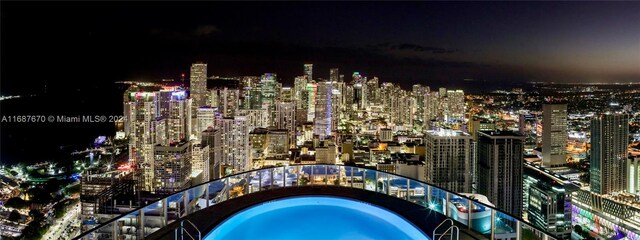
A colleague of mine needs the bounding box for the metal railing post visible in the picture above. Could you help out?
[163,198,168,227]
[406,179,410,201]
[205,185,210,208]
[183,191,189,217]
[491,209,496,240]
[325,165,328,185]
[427,185,432,208]
[363,169,367,190]
[139,209,145,238]
[516,220,521,240]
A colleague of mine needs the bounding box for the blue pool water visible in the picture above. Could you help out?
[204,196,430,240]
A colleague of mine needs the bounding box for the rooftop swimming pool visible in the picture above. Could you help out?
[204,196,430,240]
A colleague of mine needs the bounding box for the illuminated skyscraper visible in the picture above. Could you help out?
[124,88,158,162]
[477,131,525,217]
[446,90,465,120]
[542,103,568,167]
[306,81,317,122]
[304,63,313,80]
[590,113,629,195]
[424,129,473,193]
[153,141,192,194]
[192,144,210,182]
[330,68,339,82]
[210,87,240,118]
[195,107,217,142]
[275,101,296,147]
[190,63,208,108]
[314,81,333,139]
[216,116,250,173]
[260,73,278,108]
[519,113,538,153]
[167,91,191,143]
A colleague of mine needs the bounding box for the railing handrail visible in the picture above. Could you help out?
[75,164,558,240]
[433,218,454,239]
[175,219,201,240]
[437,225,459,240]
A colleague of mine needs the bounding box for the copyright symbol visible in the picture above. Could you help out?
[47,115,55,122]
[99,115,107,122]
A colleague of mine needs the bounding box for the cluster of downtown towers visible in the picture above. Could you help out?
[121,63,631,230]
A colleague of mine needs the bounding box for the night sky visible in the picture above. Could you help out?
[1,2,639,94]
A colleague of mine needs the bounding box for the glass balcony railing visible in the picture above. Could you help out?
[76,164,558,240]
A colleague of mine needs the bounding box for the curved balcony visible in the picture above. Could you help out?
[75,164,558,240]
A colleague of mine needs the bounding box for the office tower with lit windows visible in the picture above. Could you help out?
[237,108,270,130]
[314,80,333,139]
[294,76,309,124]
[366,77,379,107]
[523,166,572,240]
[190,63,208,109]
[153,141,192,194]
[306,81,317,122]
[275,101,296,147]
[629,156,640,194]
[259,73,278,108]
[304,63,313,80]
[279,87,293,102]
[216,116,251,173]
[201,127,222,179]
[519,113,538,153]
[424,91,440,128]
[477,131,525,217]
[192,143,210,181]
[124,87,159,163]
[167,91,192,143]
[412,84,429,129]
[196,107,217,141]
[446,90,465,120]
[210,87,240,118]
[424,129,473,193]
[542,103,568,167]
[590,113,629,195]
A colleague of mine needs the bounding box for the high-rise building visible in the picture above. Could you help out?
[306,81,317,122]
[166,91,191,143]
[294,76,309,124]
[330,68,339,82]
[196,107,217,141]
[237,108,271,131]
[590,113,629,195]
[629,156,640,194]
[304,63,313,81]
[190,63,208,109]
[477,131,525,217]
[446,90,465,120]
[275,101,296,147]
[123,87,161,190]
[523,165,572,240]
[424,129,473,193]
[210,87,240,118]
[314,81,333,139]
[201,127,222,179]
[153,141,192,194]
[542,103,568,167]
[192,143,210,181]
[259,73,278,109]
[217,116,250,174]
[519,113,538,153]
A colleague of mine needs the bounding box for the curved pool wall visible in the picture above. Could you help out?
[77,164,560,240]
[204,196,430,240]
